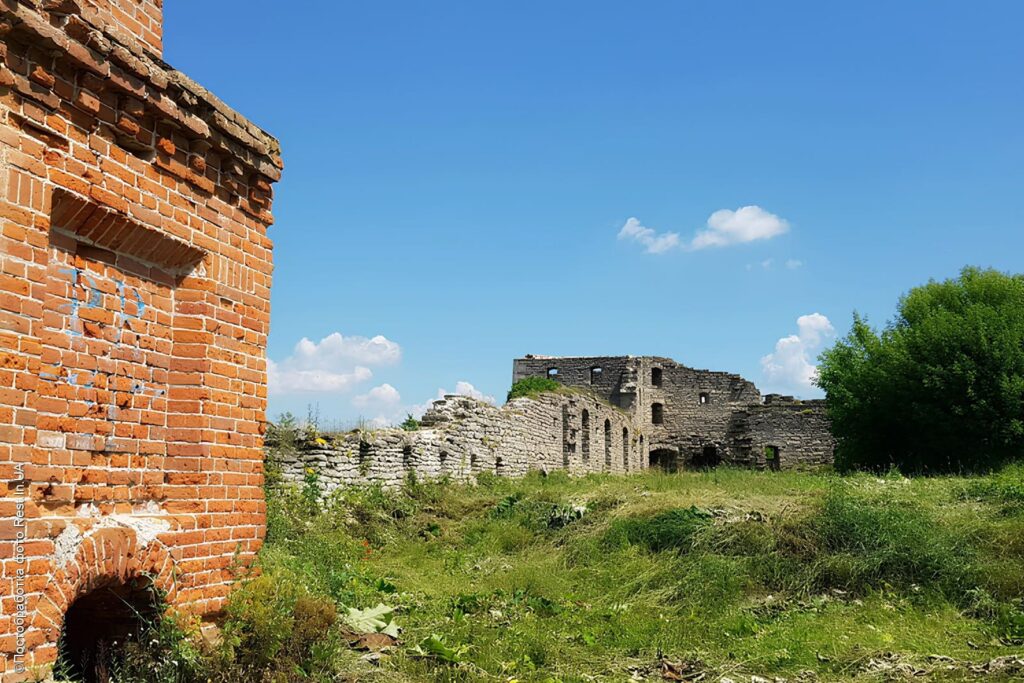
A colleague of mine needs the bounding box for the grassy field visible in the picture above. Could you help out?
[194,465,1024,683]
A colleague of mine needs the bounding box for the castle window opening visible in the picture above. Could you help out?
[470,452,479,471]
[622,427,629,470]
[652,402,665,424]
[590,366,603,384]
[495,456,504,474]
[652,367,663,387]
[765,445,781,471]
[440,451,449,471]
[699,392,709,405]
[581,410,591,463]
[547,367,559,380]
[604,419,612,468]
[402,445,412,470]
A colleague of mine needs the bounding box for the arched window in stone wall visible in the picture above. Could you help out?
[590,366,603,384]
[581,410,591,463]
[561,404,572,468]
[699,392,710,405]
[622,427,629,471]
[604,419,612,468]
[547,367,559,380]
[495,455,504,475]
[439,451,449,473]
[470,452,479,472]
[652,367,663,386]
[652,402,664,424]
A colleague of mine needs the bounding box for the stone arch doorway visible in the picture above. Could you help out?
[692,444,722,469]
[648,447,679,473]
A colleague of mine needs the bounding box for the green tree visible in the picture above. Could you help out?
[817,267,1024,473]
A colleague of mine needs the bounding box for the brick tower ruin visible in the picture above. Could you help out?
[0,1,281,678]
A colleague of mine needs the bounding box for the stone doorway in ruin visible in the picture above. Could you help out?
[648,448,679,473]
[57,577,162,683]
[691,445,722,469]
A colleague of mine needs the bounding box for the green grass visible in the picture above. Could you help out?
[235,467,1024,682]
[106,467,1024,682]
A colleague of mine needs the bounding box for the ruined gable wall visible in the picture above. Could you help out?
[0,1,280,677]
[271,393,647,496]
[638,357,761,463]
[512,356,638,409]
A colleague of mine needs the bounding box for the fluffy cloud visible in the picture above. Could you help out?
[352,383,402,409]
[760,313,835,396]
[268,332,400,395]
[786,259,803,269]
[691,205,789,250]
[410,381,496,418]
[617,217,681,254]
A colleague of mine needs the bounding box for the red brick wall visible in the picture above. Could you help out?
[0,1,280,678]
[81,0,164,56]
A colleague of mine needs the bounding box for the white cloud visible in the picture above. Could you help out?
[617,217,681,254]
[760,313,835,396]
[352,383,401,409]
[786,259,803,269]
[691,205,789,250]
[410,381,496,418]
[269,332,400,395]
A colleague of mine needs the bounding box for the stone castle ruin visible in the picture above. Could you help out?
[0,1,280,679]
[273,356,835,497]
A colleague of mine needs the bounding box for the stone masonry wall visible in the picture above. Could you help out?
[272,392,647,497]
[733,398,836,470]
[513,355,834,470]
[0,1,280,678]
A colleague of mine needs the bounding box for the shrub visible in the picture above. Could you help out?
[507,376,561,401]
[787,484,974,596]
[817,266,1024,473]
[400,413,420,431]
[220,570,342,680]
[604,506,713,553]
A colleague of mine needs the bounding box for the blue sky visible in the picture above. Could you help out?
[165,1,1023,426]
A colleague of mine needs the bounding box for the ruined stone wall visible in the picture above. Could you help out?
[637,357,761,464]
[271,393,646,497]
[734,398,835,470]
[0,1,280,677]
[512,355,833,470]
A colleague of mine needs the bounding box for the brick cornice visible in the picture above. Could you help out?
[0,0,282,187]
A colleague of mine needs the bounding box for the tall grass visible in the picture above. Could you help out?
[87,467,1024,682]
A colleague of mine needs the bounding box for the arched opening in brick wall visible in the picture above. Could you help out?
[58,576,162,683]
[651,402,664,424]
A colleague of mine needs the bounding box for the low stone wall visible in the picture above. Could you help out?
[270,392,646,495]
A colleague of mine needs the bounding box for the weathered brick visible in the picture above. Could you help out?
[0,2,279,677]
